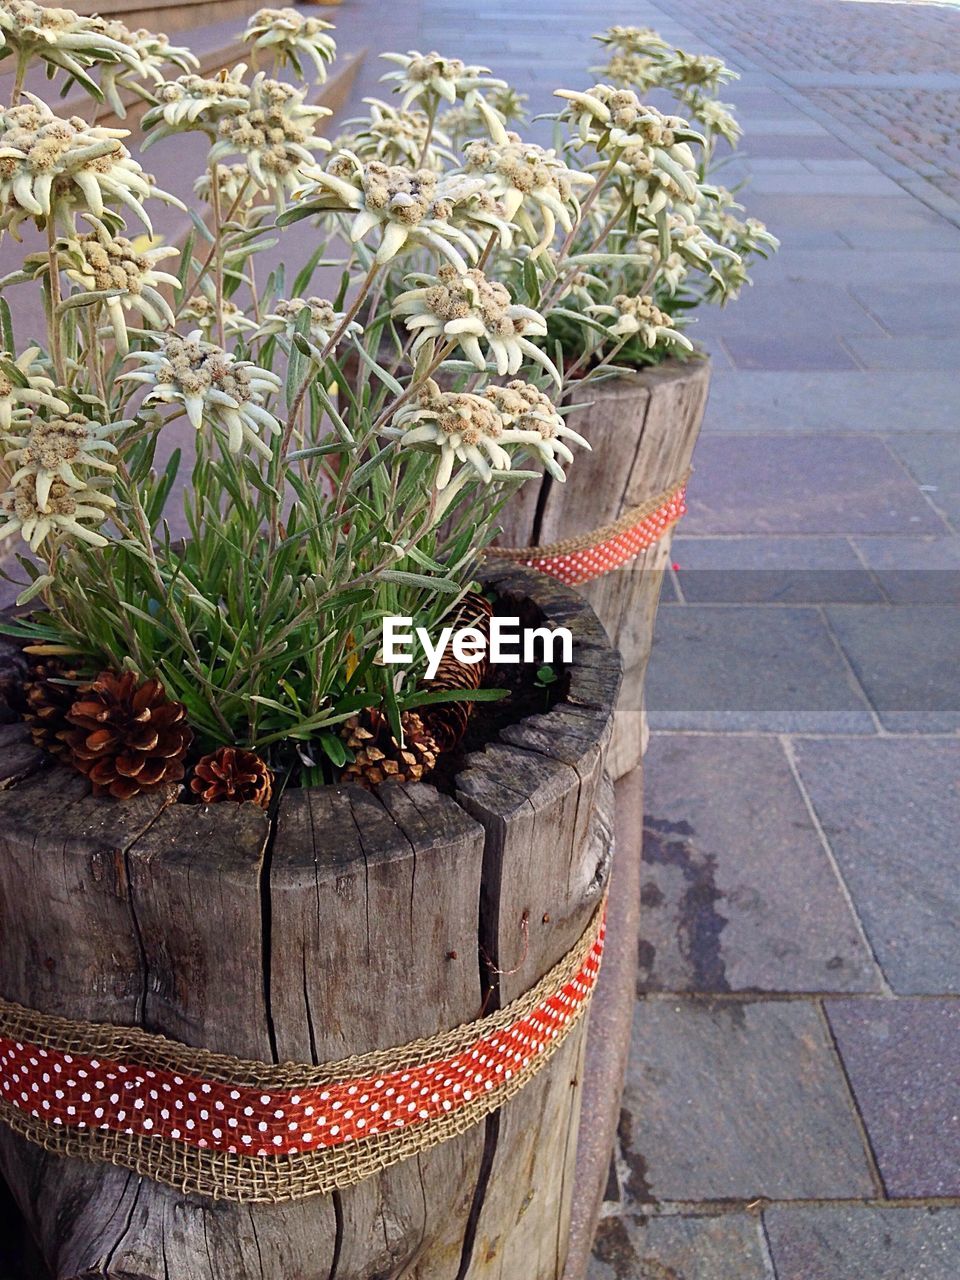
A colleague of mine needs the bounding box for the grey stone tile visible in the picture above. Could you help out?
[684,436,948,535]
[622,1000,876,1202]
[704,372,960,435]
[759,250,960,287]
[642,735,882,993]
[646,606,876,732]
[765,1205,960,1280]
[826,1001,960,1198]
[721,334,860,371]
[671,536,882,603]
[825,604,960,730]
[851,284,960,337]
[843,335,960,372]
[748,171,904,197]
[701,281,883,340]
[588,1213,769,1280]
[743,134,861,160]
[851,537,960,604]
[793,739,960,993]
[890,434,960,526]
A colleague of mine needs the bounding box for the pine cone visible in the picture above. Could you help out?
[191,747,273,809]
[340,708,439,788]
[21,659,82,759]
[63,671,193,800]
[423,591,494,752]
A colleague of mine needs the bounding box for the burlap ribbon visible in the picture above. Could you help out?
[0,901,605,1203]
[491,474,688,586]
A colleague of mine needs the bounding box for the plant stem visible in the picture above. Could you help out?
[417,96,439,168]
[45,219,65,385]
[11,51,27,107]
[209,162,226,348]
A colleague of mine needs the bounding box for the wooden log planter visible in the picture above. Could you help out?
[0,564,621,1280]
[494,357,711,780]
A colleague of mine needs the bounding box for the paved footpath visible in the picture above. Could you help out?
[3,0,960,1275]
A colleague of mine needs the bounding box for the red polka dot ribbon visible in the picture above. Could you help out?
[0,906,605,1201]
[494,480,687,587]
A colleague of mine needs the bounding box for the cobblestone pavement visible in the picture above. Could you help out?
[2,0,959,1276]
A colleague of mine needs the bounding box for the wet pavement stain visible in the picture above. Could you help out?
[641,815,731,994]
[617,1107,657,1205]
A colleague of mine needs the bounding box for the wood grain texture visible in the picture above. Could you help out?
[495,359,710,779]
[0,567,620,1279]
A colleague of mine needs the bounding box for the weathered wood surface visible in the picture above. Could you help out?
[496,359,711,779]
[0,569,620,1280]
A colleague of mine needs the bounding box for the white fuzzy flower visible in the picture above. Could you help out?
[120,331,281,458]
[2,410,125,512]
[142,66,251,135]
[393,265,559,384]
[463,111,592,256]
[180,293,257,338]
[258,296,361,348]
[54,223,179,354]
[207,72,331,208]
[0,474,115,550]
[380,49,506,111]
[690,97,742,146]
[243,8,336,82]
[0,0,139,89]
[0,347,68,432]
[484,380,589,483]
[0,96,183,237]
[667,50,737,94]
[193,163,255,209]
[294,151,514,270]
[90,19,198,119]
[339,97,456,169]
[587,294,692,351]
[593,26,671,55]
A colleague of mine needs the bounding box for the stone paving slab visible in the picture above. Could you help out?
[792,739,960,994]
[588,1212,770,1280]
[764,1205,960,1280]
[850,284,960,337]
[824,604,960,731]
[622,999,876,1202]
[684,437,948,534]
[843,335,960,372]
[671,536,882,604]
[718,334,860,371]
[826,1000,960,1198]
[890,435,960,528]
[703,373,960,435]
[641,735,882,994]
[851,537,960,604]
[646,605,876,733]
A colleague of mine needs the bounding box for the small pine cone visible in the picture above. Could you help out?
[62,671,193,800]
[424,591,494,752]
[340,708,439,788]
[21,659,82,759]
[191,747,273,809]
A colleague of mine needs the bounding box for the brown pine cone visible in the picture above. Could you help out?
[340,708,439,788]
[423,591,494,752]
[191,747,273,809]
[62,671,193,800]
[21,659,83,759]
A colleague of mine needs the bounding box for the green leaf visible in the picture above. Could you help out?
[402,687,510,710]
[379,569,460,593]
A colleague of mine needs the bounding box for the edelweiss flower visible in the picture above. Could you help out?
[90,19,198,119]
[380,49,506,110]
[120,332,281,458]
[690,97,742,146]
[587,294,692,351]
[339,98,456,169]
[193,163,254,208]
[0,96,183,237]
[258,296,361,348]
[0,474,115,550]
[667,51,737,94]
[595,50,670,93]
[393,265,559,383]
[243,8,336,82]
[142,66,250,137]
[638,212,740,276]
[484,381,588,483]
[208,72,331,207]
[463,112,592,256]
[56,223,179,354]
[593,26,670,55]
[181,293,257,337]
[386,377,537,491]
[0,347,68,432]
[0,0,139,88]
[295,152,513,269]
[2,410,124,511]
[555,84,702,154]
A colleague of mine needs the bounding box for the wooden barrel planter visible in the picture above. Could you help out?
[0,564,622,1280]
[495,357,711,780]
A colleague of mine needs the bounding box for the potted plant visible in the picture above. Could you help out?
[373,26,776,778]
[0,9,631,1278]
